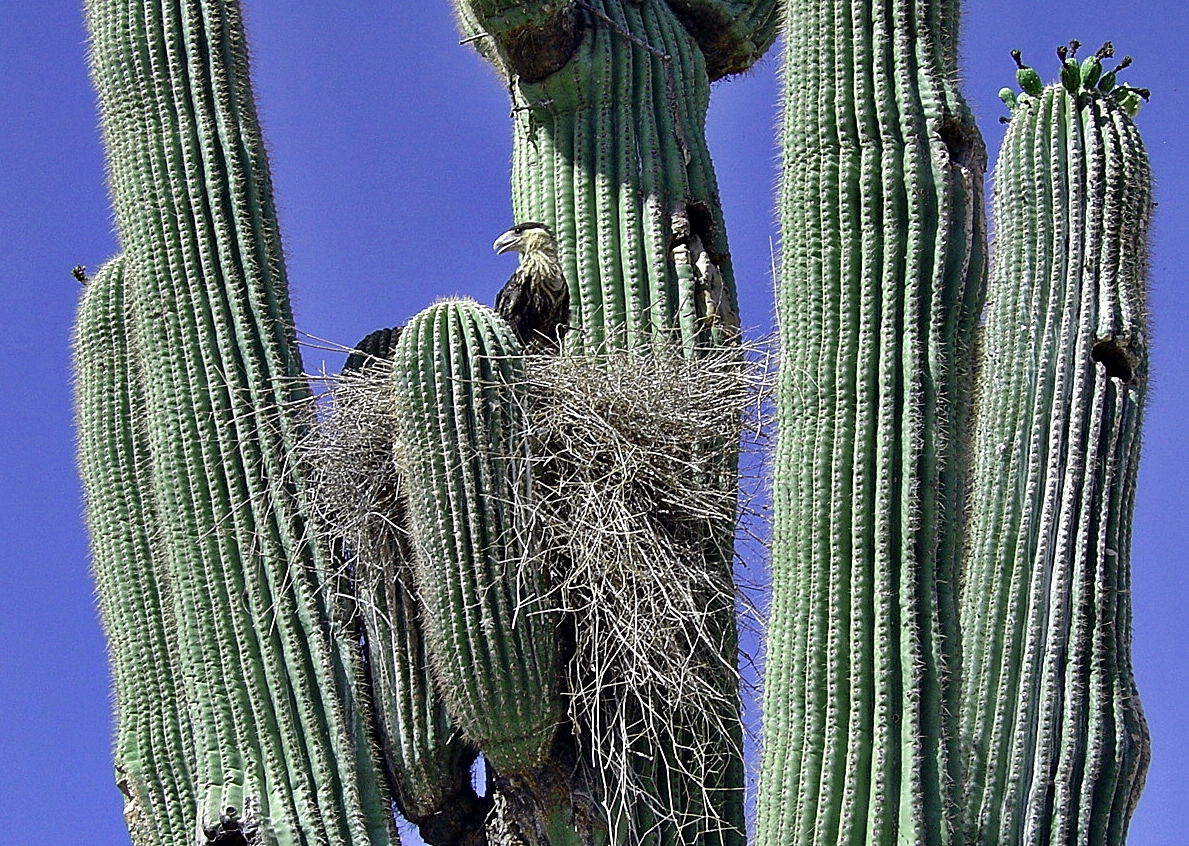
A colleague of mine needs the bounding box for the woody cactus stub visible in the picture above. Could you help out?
[960,47,1152,845]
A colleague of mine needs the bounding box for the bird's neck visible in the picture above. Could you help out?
[520,249,564,291]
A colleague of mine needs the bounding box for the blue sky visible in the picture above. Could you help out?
[1,1,1185,844]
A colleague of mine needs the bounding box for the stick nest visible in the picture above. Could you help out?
[300,342,773,842]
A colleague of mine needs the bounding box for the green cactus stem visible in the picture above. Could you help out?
[456,0,776,353]
[74,257,195,846]
[312,333,487,844]
[959,68,1152,845]
[755,0,987,843]
[81,0,394,842]
[359,556,487,839]
[390,299,563,776]
[452,3,775,843]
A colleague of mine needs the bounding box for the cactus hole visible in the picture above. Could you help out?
[1092,339,1134,382]
[938,115,975,167]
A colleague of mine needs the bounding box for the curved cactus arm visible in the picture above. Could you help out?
[391,299,563,776]
[84,1,394,842]
[359,552,487,838]
[334,333,488,844]
[959,57,1152,845]
[74,256,196,846]
[756,0,987,843]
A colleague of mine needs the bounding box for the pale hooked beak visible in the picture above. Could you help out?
[493,229,522,255]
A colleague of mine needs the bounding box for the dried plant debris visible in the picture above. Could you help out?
[299,340,774,840]
[301,362,412,584]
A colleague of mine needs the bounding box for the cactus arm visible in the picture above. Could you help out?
[74,256,196,846]
[361,555,486,835]
[959,67,1151,844]
[391,300,562,776]
[756,0,987,843]
[334,332,486,840]
[83,0,394,842]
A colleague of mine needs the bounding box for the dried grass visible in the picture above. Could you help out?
[298,339,775,841]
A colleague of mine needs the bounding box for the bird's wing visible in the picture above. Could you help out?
[495,274,531,338]
[343,325,402,374]
[494,274,525,316]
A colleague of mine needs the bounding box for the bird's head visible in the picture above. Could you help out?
[493,222,556,257]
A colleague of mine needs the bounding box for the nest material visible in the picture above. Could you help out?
[301,367,410,576]
[299,342,773,841]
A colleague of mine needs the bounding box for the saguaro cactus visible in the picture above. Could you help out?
[756,0,986,842]
[959,47,1151,845]
[74,0,1158,844]
[756,8,1153,846]
[77,1,394,843]
[384,2,779,844]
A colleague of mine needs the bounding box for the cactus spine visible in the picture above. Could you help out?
[756,0,987,843]
[80,1,394,842]
[959,63,1151,845]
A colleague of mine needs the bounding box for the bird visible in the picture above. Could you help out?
[492,221,570,353]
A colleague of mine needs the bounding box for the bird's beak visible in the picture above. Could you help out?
[493,229,522,255]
